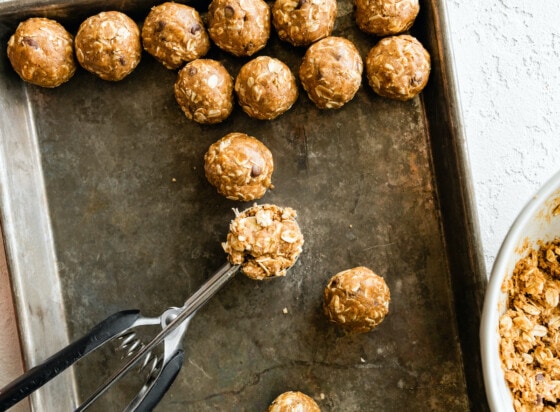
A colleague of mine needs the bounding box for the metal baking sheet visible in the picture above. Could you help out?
[0,0,489,410]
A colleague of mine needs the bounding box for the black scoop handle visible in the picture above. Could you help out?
[0,310,141,411]
[129,350,185,412]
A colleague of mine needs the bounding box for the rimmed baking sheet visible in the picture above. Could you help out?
[0,0,488,410]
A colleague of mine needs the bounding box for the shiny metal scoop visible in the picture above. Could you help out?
[0,262,239,412]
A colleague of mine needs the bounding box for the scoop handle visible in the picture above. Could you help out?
[0,310,141,411]
[125,350,185,412]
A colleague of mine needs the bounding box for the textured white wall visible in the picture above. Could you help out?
[445,0,560,275]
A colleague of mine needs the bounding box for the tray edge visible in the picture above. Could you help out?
[0,79,77,409]
[423,0,489,409]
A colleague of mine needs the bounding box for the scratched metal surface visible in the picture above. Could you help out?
[0,0,488,410]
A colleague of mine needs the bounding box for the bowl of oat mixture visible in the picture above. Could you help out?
[481,169,560,412]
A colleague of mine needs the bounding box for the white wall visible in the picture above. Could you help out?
[445,0,560,274]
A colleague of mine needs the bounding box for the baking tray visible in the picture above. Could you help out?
[0,0,488,410]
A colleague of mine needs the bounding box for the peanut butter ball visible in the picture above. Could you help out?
[7,17,76,88]
[175,59,234,124]
[75,11,141,81]
[222,204,304,280]
[272,0,337,47]
[323,266,390,334]
[299,36,363,109]
[268,391,321,412]
[355,0,419,36]
[207,0,271,57]
[205,133,274,201]
[141,2,210,69]
[235,56,298,120]
[365,34,430,101]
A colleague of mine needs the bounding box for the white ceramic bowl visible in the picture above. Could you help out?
[481,169,560,411]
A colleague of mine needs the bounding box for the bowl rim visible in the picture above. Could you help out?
[480,168,560,412]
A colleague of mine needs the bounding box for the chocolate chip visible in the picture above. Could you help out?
[119,57,127,66]
[188,66,198,76]
[156,21,166,32]
[190,24,201,35]
[251,164,262,177]
[224,5,235,17]
[22,37,39,49]
[296,0,306,9]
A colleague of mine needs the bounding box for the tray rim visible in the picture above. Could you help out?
[422,0,489,408]
[0,85,77,409]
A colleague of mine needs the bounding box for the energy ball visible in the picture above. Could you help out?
[7,18,76,88]
[355,0,419,36]
[323,266,390,334]
[299,36,363,109]
[141,2,210,69]
[205,133,274,201]
[268,391,321,412]
[271,0,337,47]
[174,59,234,124]
[207,0,271,57]
[235,56,298,120]
[222,204,304,280]
[365,34,430,101]
[75,11,141,81]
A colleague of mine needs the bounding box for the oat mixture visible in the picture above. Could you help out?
[75,11,141,81]
[141,2,210,70]
[268,391,321,412]
[272,0,337,47]
[299,36,363,109]
[500,239,560,411]
[235,56,298,120]
[323,266,390,334]
[222,204,304,280]
[204,132,274,201]
[355,0,419,36]
[365,34,430,101]
[174,59,234,124]
[207,0,271,57]
[7,17,76,88]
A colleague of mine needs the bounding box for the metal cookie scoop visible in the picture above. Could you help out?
[0,262,239,411]
[0,203,304,411]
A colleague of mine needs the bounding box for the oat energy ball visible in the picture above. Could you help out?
[235,56,298,120]
[366,34,430,101]
[207,0,271,57]
[75,11,141,81]
[175,59,234,124]
[355,0,419,36]
[222,204,304,280]
[272,0,337,47]
[268,391,321,412]
[141,2,210,69]
[205,133,274,201]
[299,37,363,109]
[7,18,76,88]
[323,266,390,334]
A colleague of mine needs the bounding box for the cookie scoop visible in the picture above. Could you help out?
[222,204,304,280]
